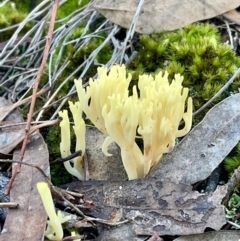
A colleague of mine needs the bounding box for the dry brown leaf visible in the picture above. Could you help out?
[174,230,240,241]
[0,131,49,241]
[63,180,227,236]
[0,98,42,155]
[93,0,240,34]
[0,97,22,122]
[149,93,240,185]
[0,89,48,123]
[223,9,240,25]
[0,124,26,155]
[0,97,28,123]
[0,98,26,155]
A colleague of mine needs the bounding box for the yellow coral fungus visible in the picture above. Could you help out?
[138,72,192,176]
[75,65,131,134]
[72,65,192,180]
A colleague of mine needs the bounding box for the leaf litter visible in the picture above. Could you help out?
[0,98,49,241]
[174,230,240,241]
[94,0,240,34]
[0,132,49,241]
[62,179,227,236]
[0,1,239,240]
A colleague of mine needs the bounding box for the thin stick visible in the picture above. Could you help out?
[0,87,50,122]
[223,213,240,230]
[224,20,234,49]
[28,119,61,135]
[50,150,82,165]
[0,202,19,208]
[227,220,240,229]
[6,0,60,195]
[0,119,56,129]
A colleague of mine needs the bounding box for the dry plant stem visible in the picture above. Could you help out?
[2,121,59,195]
[120,0,145,63]
[193,68,240,118]
[0,202,19,208]
[224,20,234,49]
[12,87,50,107]
[28,119,61,134]
[63,189,83,198]
[223,213,240,230]
[33,90,76,117]
[0,87,50,122]
[0,119,60,136]
[6,0,60,195]
[50,150,82,165]
[227,220,240,229]
[0,119,58,129]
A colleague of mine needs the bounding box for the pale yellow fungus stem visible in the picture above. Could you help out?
[59,102,86,180]
[37,182,71,241]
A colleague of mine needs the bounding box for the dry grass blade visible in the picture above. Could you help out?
[6,0,60,194]
[0,0,140,121]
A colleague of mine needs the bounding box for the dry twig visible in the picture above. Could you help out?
[6,0,60,194]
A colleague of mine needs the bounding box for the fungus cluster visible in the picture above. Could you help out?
[59,64,192,180]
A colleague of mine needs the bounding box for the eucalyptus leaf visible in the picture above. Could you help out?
[174,230,240,241]
[94,0,240,34]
